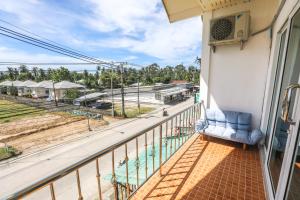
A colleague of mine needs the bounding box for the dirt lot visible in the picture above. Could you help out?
[0,100,156,155]
[0,100,114,154]
[6,118,108,153]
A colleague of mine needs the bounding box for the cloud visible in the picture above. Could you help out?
[0,0,202,66]
[83,0,202,64]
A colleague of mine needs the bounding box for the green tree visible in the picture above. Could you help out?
[64,89,81,99]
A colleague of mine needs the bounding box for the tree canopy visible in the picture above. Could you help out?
[0,62,200,89]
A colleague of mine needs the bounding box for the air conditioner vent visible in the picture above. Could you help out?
[211,17,235,41]
[209,12,250,47]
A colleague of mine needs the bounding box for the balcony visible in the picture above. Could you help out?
[5,102,265,200]
[131,135,265,200]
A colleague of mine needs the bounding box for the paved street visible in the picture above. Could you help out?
[0,98,195,200]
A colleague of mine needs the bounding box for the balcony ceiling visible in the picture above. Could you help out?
[162,0,251,23]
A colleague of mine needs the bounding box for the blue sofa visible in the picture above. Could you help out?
[195,109,263,148]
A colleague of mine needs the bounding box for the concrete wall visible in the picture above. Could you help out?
[200,0,279,128]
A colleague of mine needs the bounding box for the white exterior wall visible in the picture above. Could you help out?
[31,88,49,98]
[200,0,279,128]
[49,89,66,100]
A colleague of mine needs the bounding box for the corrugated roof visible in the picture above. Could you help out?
[75,92,108,102]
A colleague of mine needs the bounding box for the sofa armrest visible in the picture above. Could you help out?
[249,129,263,145]
[195,120,208,133]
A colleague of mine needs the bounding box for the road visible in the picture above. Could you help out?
[0,98,195,200]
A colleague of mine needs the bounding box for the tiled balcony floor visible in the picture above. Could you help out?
[132,134,265,200]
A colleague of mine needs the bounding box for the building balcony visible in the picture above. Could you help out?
[5,102,265,200]
[131,135,265,200]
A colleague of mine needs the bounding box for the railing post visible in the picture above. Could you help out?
[159,124,162,176]
[135,138,140,187]
[188,109,191,138]
[170,117,173,155]
[184,111,187,142]
[165,121,168,161]
[145,132,148,179]
[76,170,83,200]
[96,158,102,200]
[125,144,130,197]
[112,150,118,200]
[180,113,183,145]
[49,183,56,200]
[175,115,178,151]
[152,129,155,173]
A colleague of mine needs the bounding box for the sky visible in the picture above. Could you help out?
[0,0,202,71]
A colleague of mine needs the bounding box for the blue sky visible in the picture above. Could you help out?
[0,0,202,71]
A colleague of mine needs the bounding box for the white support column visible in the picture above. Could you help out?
[200,12,212,109]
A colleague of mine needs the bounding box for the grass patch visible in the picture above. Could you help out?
[0,100,45,123]
[114,104,154,118]
[0,146,22,161]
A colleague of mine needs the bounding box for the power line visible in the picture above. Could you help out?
[0,26,107,64]
[0,32,99,64]
[0,19,87,55]
[0,20,147,69]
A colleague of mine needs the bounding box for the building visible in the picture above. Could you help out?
[30,80,53,98]
[0,80,24,95]
[5,1,300,200]
[162,0,300,199]
[73,92,108,106]
[50,81,85,100]
[155,86,188,104]
[18,80,37,96]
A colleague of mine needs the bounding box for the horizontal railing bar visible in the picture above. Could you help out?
[6,102,201,200]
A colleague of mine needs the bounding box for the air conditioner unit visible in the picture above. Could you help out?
[209,12,250,47]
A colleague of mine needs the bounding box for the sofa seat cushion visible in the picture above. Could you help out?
[235,130,249,144]
[223,128,236,139]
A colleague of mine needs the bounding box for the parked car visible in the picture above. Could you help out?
[89,102,112,109]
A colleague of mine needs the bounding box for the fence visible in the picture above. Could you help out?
[5,102,202,200]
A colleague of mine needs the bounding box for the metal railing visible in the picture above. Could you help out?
[6,102,202,200]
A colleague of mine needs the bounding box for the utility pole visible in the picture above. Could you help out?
[111,69,115,117]
[84,88,92,131]
[137,77,140,114]
[120,63,126,117]
[52,81,58,107]
[12,82,16,99]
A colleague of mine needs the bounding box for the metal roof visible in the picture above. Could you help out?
[158,87,188,96]
[75,92,108,102]
[162,0,250,22]
[54,81,84,89]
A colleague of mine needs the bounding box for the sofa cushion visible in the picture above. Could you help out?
[235,130,249,144]
[205,125,216,133]
[214,126,226,137]
[223,127,236,139]
[206,109,216,126]
[238,113,251,131]
[215,110,226,128]
[225,111,238,130]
